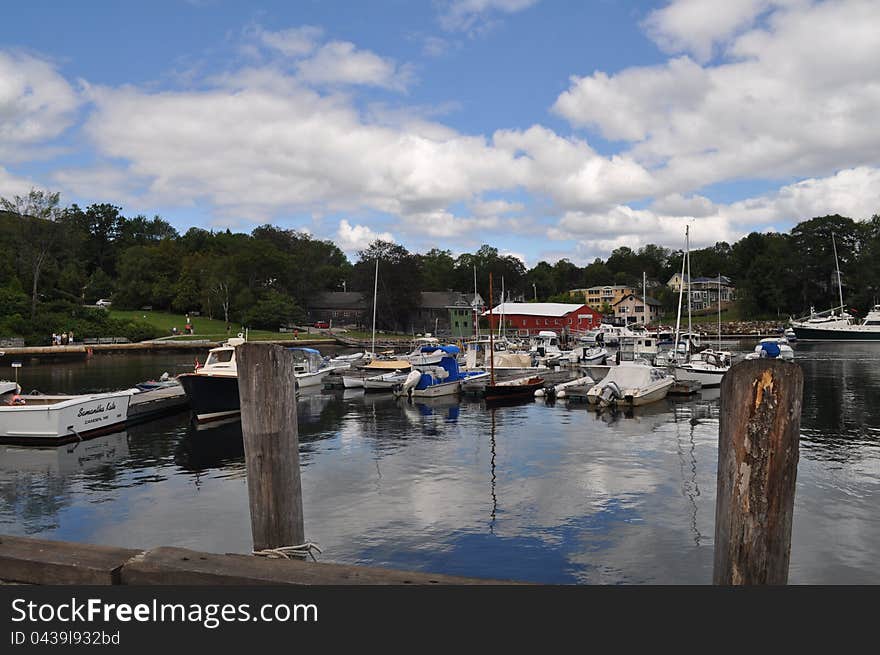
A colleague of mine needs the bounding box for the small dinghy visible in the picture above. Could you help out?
[745,338,795,361]
[535,375,595,399]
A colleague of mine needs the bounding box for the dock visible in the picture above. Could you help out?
[0,534,520,585]
[0,338,336,361]
[128,385,190,424]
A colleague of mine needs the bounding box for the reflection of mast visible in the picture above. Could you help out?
[674,403,703,547]
[490,407,497,534]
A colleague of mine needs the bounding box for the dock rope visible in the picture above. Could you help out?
[252,542,323,562]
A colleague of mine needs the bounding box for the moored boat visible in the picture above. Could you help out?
[586,362,673,407]
[178,337,245,423]
[0,389,137,445]
[484,375,545,403]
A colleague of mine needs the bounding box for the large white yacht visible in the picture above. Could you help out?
[791,305,880,341]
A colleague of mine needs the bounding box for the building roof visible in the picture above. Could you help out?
[309,291,367,309]
[668,274,733,285]
[612,294,663,307]
[420,291,473,309]
[482,302,589,317]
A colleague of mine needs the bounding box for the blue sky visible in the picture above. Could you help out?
[2,0,879,265]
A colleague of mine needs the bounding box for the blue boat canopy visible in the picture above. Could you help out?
[287,347,321,354]
[419,344,460,354]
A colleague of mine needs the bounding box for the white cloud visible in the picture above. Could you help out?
[257,26,324,57]
[297,41,414,91]
[438,0,539,33]
[555,0,880,196]
[0,166,36,199]
[642,0,777,62]
[549,166,880,259]
[336,219,395,254]
[0,51,80,161]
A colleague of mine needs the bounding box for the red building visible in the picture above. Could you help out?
[484,302,602,336]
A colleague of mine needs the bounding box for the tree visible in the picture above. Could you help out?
[351,240,422,331]
[0,188,63,318]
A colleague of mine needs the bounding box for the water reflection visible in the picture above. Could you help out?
[0,345,878,583]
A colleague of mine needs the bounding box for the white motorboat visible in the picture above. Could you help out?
[0,389,137,445]
[745,338,795,361]
[673,349,731,388]
[569,345,608,365]
[363,370,411,392]
[586,362,674,407]
[0,380,18,397]
[289,347,335,388]
[178,337,245,422]
[584,323,636,346]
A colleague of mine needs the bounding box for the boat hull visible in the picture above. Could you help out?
[484,378,545,403]
[672,365,727,388]
[791,325,880,341]
[0,391,134,445]
[178,373,242,423]
[410,380,461,398]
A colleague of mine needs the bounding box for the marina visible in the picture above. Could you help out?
[1,340,878,583]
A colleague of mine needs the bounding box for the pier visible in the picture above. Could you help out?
[0,535,515,585]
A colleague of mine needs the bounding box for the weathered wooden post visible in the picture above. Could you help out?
[713,358,803,584]
[236,342,304,552]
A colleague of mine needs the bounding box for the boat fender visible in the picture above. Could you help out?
[534,388,545,397]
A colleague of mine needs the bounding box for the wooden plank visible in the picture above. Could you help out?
[713,359,803,585]
[121,547,521,586]
[0,535,141,585]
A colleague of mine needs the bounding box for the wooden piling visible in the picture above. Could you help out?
[236,342,305,552]
[713,359,803,585]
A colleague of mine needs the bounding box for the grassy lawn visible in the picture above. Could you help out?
[108,309,334,341]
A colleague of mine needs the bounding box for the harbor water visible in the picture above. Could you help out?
[1,343,878,584]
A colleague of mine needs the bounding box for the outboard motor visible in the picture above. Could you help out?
[401,369,422,397]
[598,381,622,407]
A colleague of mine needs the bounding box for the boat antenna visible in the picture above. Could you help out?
[674,226,687,362]
[832,231,844,315]
[371,257,378,357]
[488,272,496,387]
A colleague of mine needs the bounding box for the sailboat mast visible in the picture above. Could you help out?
[499,276,505,339]
[674,226,687,361]
[718,273,722,351]
[371,258,378,356]
[832,232,844,313]
[686,227,692,352]
[474,265,479,340]
[642,270,646,327]
[488,272,496,386]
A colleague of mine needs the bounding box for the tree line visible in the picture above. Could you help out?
[1,188,879,342]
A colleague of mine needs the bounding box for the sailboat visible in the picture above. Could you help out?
[482,272,545,403]
[790,232,880,340]
[671,230,730,388]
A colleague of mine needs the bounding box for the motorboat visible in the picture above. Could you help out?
[364,369,412,392]
[783,328,797,342]
[0,388,137,445]
[586,362,674,407]
[396,346,489,398]
[178,337,245,423]
[745,338,795,361]
[529,330,567,363]
[569,345,608,365]
[583,323,636,346]
[288,347,336,388]
[340,355,412,389]
[672,349,731,388]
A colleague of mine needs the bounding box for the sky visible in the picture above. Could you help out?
[2,0,879,266]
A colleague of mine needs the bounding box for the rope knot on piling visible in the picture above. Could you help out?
[252,542,323,562]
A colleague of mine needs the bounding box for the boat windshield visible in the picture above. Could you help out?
[205,349,234,365]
